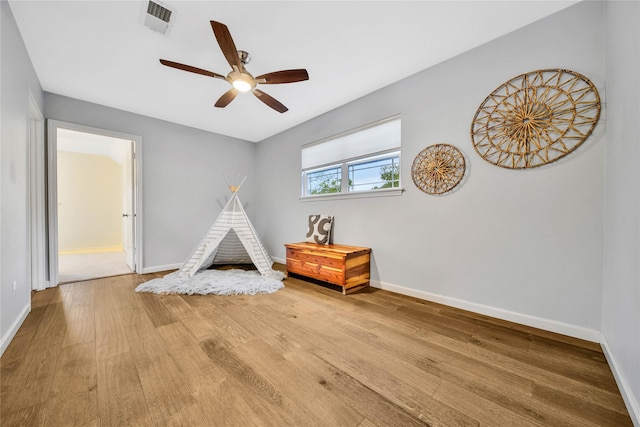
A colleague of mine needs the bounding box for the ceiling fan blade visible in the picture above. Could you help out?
[159,59,225,79]
[210,21,242,71]
[253,89,288,113]
[255,69,309,84]
[215,88,239,108]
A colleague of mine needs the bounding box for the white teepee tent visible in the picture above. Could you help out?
[178,180,276,278]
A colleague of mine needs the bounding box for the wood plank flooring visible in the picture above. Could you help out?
[1,265,632,426]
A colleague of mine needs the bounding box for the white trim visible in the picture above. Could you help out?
[47,121,60,287]
[370,279,601,342]
[28,92,47,291]
[0,303,30,357]
[141,263,181,274]
[47,120,144,285]
[601,335,640,426]
[300,187,404,201]
[134,136,144,273]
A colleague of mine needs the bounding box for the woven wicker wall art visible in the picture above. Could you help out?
[471,69,601,169]
[411,144,465,195]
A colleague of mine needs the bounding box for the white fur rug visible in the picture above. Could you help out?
[135,268,285,296]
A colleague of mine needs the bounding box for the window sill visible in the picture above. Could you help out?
[300,188,404,201]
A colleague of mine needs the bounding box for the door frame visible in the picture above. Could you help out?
[47,120,143,286]
[29,92,47,291]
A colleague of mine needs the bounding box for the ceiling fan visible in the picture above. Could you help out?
[159,20,309,113]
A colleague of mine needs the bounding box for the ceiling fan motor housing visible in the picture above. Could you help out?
[238,50,251,65]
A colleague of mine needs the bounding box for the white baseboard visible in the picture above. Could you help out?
[370,279,602,343]
[601,335,640,426]
[0,303,30,357]
[272,256,285,264]
[275,257,600,341]
[141,263,181,274]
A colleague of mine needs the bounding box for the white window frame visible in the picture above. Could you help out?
[347,151,401,192]
[303,163,343,196]
[301,116,404,200]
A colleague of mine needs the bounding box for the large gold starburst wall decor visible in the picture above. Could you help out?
[471,69,601,169]
[411,144,466,195]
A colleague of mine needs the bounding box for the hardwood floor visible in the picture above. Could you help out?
[1,265,632,426]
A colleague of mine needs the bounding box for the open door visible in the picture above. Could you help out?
[122,142,136,271]
[47,120,143,286]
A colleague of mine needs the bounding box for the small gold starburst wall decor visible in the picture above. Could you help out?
[471,69,601,169]
[411,144,466,195]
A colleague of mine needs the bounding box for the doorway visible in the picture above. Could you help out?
[47,120,142,285]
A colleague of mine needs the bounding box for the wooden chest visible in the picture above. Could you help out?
[284,242,371,294]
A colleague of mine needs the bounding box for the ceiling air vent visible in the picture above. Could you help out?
[144,1,173,35]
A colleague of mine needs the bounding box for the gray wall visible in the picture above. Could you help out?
[603,1,640,424]
[0,1,44,350]
[2,0,639,421]
[44,93,257,271]
[256,1,605,337]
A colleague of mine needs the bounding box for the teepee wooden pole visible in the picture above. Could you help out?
[223,175,247,193]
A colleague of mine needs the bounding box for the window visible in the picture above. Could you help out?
[306,166,341,195]
[349,154,400,191]
[301,116,402,199]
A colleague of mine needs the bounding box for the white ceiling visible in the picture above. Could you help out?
[10,1,578,142]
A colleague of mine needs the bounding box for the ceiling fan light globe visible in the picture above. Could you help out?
[232,79,253,92]
[228,70,255,93]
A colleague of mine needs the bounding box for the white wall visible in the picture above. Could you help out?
[57,151,123,252]
[0,1,44,353]
[603,1,640,424]
[256,1,605,339]
[44,93,257,271]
